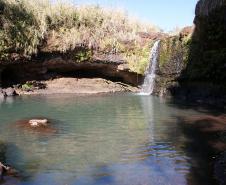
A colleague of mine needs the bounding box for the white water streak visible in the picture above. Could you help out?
[140,40,160,95]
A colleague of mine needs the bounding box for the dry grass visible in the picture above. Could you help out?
[0,0,159,73]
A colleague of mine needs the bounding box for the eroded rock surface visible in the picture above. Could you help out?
[16,78,138,95]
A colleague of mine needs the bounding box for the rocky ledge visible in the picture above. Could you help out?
[15,78,139,95]
[0,57,143,95]
[0,57,144,86]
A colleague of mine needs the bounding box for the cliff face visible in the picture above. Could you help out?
[154,0,226,107]
[195,0,225,16]
[185,0,226,82]
[0,57,144,88]
[153,35,189,97]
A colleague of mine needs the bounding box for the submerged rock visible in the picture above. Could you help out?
[215,152,226,185]
[29,119,48,127]
[181,114,226,151]
[0,162,18,180]
[15,118,57,134]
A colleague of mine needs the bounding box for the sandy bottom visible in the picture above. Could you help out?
[16,77,139,95]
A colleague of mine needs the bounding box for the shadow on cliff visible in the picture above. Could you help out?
[0,57,144,88]
[162,5,226,182]
[168,1,226,109]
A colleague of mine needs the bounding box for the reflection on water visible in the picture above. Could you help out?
[0,94,222,185]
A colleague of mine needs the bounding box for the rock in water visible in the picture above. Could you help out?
[29,119,48,127]
[0,92,5,99]
[15,118,57,134]
[0,89,6,99]
[4,88,16,96]
[0,162,10,180]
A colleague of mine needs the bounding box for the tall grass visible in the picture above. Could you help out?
[0,0,48,57]
[0,0,159,73]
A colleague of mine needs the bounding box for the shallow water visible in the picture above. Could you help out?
[0,94,221,185]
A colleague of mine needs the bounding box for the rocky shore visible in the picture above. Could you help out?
[0,87,17,98]
[0,58,142,97]
[0,77,139,98]
[15,78,139,95]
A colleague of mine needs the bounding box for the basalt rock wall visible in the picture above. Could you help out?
[0,57,143,88]
[154,0,226,107]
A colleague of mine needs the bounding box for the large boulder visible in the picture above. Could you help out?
[0,89,6,99]
[4,87,16,96]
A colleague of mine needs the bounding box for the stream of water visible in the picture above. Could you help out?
[140,40,160,95]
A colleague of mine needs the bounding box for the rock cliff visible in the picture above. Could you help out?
[154,0,226,107]
[0,57,143,88]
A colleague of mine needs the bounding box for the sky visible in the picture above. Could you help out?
[74,0,198,31]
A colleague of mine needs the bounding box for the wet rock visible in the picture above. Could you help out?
[0,87,18,98]
[29,119,48,127]
[215,152,226,185]
[0,91,6,99]
[181,115,226,151]
[21,81,46,92]
[4,87,16,96]
[0,162,16,180]
[15,118,57,134]
[0,162,8,179]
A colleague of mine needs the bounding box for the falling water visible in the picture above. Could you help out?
[140,40,160,95]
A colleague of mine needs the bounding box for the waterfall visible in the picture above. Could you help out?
[140,40,160,95]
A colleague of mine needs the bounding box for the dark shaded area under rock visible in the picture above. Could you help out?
[0,58,143,89]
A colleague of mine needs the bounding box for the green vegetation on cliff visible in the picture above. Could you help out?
[184,0,226,81]
[0,0,159,74]
[159,35,191,71]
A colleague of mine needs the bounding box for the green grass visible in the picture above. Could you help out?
[159,36,191,68]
